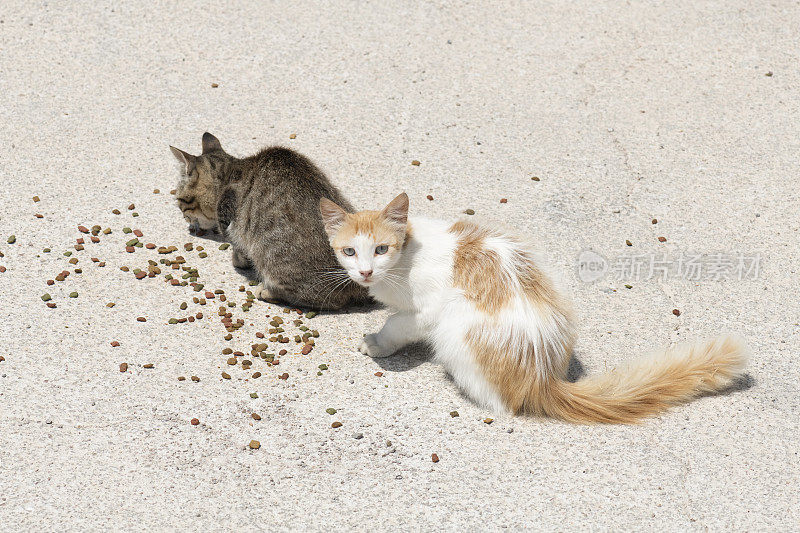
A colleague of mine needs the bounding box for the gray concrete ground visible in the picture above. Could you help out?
[1,1,798,530]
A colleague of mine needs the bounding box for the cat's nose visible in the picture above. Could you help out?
[359,270,373,279]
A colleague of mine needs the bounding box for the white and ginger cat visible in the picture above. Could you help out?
[319,193,748,423]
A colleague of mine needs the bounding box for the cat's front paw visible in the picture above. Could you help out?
[255,284,280,304]
[359,333,391,358]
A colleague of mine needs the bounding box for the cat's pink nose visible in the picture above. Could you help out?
[359,270,373,279]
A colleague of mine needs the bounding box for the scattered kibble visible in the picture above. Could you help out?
[326,408,337,415]
[110,341,120,347]
[411,160,420,166]
[651,218,658,224]
[219,243,230,250]
[431,453,440,463]
[450,411,459,418]
[119,363,128,372]
[249,440,260,449]
[464,209,475,215]
[426,195,434,201]
[289,133,296,139]
[331,421,342,428]
[625,240,632,246]
[33,196,40,202]
[251,413,261,421]
[500,198,507,204]
[222,372,231,379]
[483,418,494,424]
[143,363,154,369]
[41,293,51,302]
[7,235,16,244]
[658,236,667,242]
[190,418,199,426]
[531,176,540,181]
[672,309,681,316]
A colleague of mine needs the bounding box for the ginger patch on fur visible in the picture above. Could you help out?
[449,220,510,315]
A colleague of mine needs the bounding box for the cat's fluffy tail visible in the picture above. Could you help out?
[534,336,748,424]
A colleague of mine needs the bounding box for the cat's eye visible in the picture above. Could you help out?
[342,247,356,256]
[375,245,389,255]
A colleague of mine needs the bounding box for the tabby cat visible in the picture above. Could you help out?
[170,133,368,310]
[320,193,748,423]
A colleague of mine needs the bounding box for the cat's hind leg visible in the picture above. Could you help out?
[231,247,253,269]
[359,312,423,358]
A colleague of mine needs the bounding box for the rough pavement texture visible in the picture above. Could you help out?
[1,1,798,530]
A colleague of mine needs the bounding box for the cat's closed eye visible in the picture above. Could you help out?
[342,247,356,256]
[375,245,389,255]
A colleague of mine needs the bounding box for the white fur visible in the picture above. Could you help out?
[340,216,571,414]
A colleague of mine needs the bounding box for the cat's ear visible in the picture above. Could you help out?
[381,192,409,226]
[170,146,196,175]
[319,198,348,236]
[202,132,222,154]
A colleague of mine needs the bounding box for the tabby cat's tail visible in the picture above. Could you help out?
[534,336,748,424]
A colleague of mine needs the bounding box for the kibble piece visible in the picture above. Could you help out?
[411,160,420,166]
[219,243,230,250]
[531,176,540,181]
[119,363,128,372]
[672,309,681,316]
[326,408,337,415]
[251,413,261,420]
[483,418,494,424]
[136,317,146,322]
[221,372,231,379]
[625,240,632,246]
[178,376,186,381]
[110,341,120,347]
[249,440,260,449]
[128,203,135,210]
[41,293,52,302]
[191,376,200,382]
[143,363,154,369]
[250,392,258,398]
[464,209,475,215]
[431,453,440,463]
[190,418,199,426]
[318,364,328,371]
[658,236,667,242]
[7,235,16,244]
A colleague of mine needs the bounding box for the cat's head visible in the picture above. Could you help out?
[319,193,409,286]
[169,132,231,230]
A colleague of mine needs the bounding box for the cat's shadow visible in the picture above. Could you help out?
[371,345,589,379]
